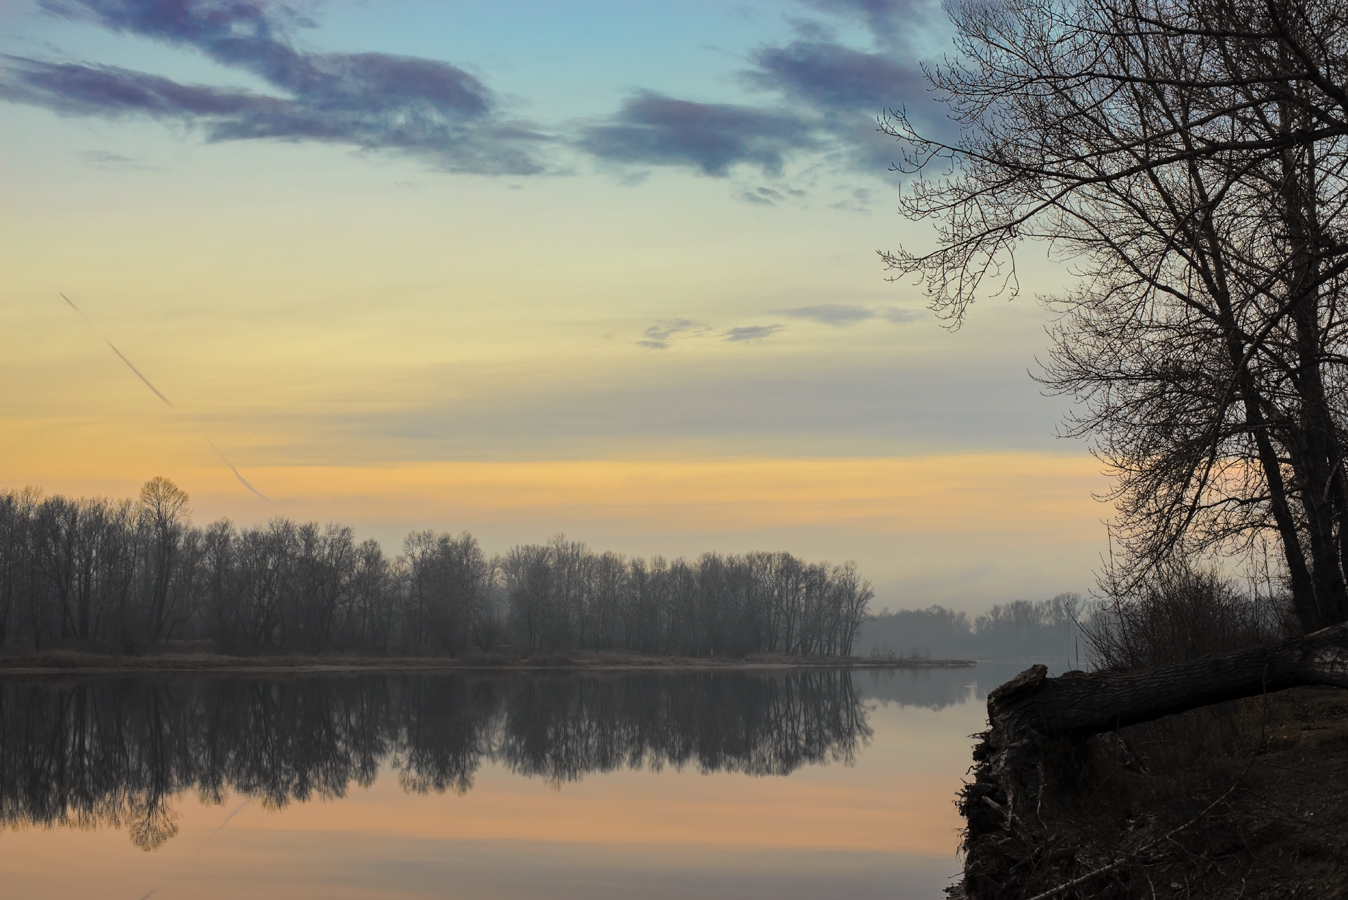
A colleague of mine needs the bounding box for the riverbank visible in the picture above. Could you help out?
[953,684,1348,899]
[0,645,975,675]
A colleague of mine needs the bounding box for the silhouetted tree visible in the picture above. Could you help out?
[138,476,190,641]
[0,482,871,657]
[885,0,1348,631]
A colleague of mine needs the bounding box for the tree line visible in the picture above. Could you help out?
[0,670,868,849]
[859,594,1088,662]
[0,479,872,657]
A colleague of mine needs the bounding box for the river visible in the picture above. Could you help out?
[0,664,1026,899]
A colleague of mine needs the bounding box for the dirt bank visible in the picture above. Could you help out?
[953,685,1348,899]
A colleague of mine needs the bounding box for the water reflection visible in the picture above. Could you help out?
[0,670,878,849]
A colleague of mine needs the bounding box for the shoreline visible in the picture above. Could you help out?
[953,684,1348,898]
[0,650,977,676]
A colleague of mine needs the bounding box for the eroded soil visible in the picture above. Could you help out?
[990,687,1348,899]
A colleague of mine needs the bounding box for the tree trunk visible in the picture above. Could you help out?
[957,623,1348,899]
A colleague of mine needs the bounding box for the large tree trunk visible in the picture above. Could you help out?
[957,623,1348,899]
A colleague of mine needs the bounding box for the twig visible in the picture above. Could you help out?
[1022,753,1258,900]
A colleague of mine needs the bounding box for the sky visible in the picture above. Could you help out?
[0,0,1111,612]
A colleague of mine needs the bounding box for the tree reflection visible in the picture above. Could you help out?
[0,670,870,847]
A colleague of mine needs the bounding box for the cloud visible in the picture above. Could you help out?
[745,41,922,114]
[723,324,783,342]
[2,0,548,174]
[82,148,156,169]
[574,21,942,185]
[2,0,950,185]
[882,306,924,323]
[783,304,876,326]
[739,36,954,173]
[739,185,788,205]
[798,0,944,48]
[638,318,709,349]
[578,91,819,177]
[831,186,874,212]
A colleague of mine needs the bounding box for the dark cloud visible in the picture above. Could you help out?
[2,0,548,174]
[2,0,949,185]
[740,35,955,174]
[579,91,818,177]
[783,304,875,326]
[746,41,920,114]
[582,40,925,181]
[576,13,943,185]
[723,324,783,342]
[638,318,709,350]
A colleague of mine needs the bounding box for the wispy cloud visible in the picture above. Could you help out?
[637,318,709,349]
[723,324,783,342]
[831,186,874,212]
[579,91,818,178]
[782,304,875,326]
[1,0,549,174]
[799,0,941,47]
[82,149,156,169]
[778,303,924,325]
[882,306,924,323]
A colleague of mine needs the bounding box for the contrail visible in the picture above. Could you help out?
[205,437,272,504]
[106,341,175,408]
[57,291,273,504]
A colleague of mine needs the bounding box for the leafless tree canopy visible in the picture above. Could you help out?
[884,0,1348,630]
[0,481,872,658]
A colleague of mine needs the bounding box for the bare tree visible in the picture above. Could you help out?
[884,0,1348,631]
[1,482,873,658]
[138,476,189,641]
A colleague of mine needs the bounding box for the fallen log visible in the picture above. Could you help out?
[957,622,1348,900]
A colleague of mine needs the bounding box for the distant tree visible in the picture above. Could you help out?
[0,488,40,645]
[0,484,872,658]
[885,0,1348,631]
[138,477,190,641]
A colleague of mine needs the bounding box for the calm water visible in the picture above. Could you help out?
[0,665,1020,899]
